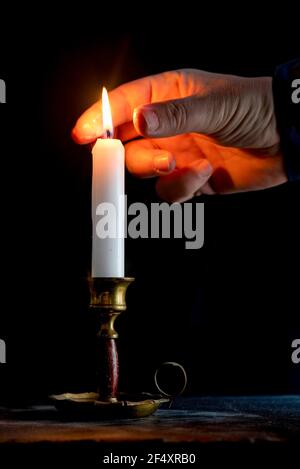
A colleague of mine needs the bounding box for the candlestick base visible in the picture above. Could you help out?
[50,392,169,419]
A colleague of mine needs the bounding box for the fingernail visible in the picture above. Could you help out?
[81,126,98,141]
[191,159,213,176]
[72,114,101,143]
[134,107,159,134]
[154,154,175,173]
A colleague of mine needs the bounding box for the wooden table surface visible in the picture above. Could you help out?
[0,396,299,465]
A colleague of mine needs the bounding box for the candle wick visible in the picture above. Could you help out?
[103,129,113,139]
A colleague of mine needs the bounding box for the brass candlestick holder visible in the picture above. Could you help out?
[51,276,169,419]
[90,277,134,403]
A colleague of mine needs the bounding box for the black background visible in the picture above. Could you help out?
[0,7,299,402]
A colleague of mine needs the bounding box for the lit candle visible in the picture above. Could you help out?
[91,87,125,278]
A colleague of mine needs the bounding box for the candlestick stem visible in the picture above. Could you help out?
[89,277,134,402]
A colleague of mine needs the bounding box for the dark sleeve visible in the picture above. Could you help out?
[273,58,300,182]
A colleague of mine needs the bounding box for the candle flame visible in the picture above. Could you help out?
[102,87,113,138]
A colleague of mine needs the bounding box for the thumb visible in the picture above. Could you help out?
[133,95,215,138]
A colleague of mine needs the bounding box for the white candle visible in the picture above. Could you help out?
[91,88,125,278]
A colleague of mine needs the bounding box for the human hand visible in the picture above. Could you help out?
[72,69,286,202]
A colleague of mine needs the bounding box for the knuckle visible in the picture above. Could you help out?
[165,101,188,133]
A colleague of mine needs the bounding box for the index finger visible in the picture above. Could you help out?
[71,71,182,144]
